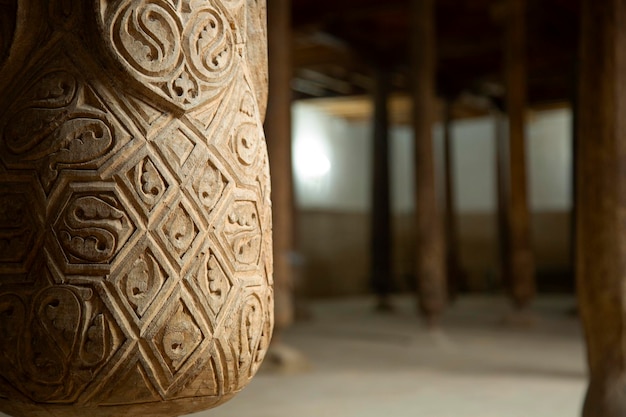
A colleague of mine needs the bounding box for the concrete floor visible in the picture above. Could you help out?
[195,295,587,417]
[0,295,587,417]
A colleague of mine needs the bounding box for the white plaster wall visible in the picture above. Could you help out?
[292,102,573,214]
[527,109,573,211]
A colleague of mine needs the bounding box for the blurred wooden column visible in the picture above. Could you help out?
[494,108,512,290]
[371,66,393,310]
[504,0,535,310]
[410,0,447,324]
[578,0,626,414]
[442,100,462,299]
[266,0,295,337]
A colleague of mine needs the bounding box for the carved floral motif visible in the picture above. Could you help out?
[0,0,272,415]
[0,69,117,194]
[98,0,239,109]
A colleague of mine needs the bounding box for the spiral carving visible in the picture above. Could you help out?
[100,0,237,109]
[0,0,272,415]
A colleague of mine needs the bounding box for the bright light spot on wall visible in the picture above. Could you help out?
[294,137,331,180]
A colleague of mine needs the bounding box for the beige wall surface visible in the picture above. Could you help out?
[292,103,574,298]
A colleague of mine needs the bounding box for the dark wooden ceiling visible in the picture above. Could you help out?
[291,0,580,107]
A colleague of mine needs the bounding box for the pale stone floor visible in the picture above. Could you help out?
[0,295,587,417]
[194,295,587,417]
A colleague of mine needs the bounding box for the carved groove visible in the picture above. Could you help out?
[0,0,272,416]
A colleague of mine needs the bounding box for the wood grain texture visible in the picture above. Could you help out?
[0,1,273,416]
[577,0,626,415]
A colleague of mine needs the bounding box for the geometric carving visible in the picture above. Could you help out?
[187,248,234,317]
[152,120,206,182]
[0,190,39,268]
[190,157,228,217]
[0,68,127,195]
[224,290,272,390]
[96,0,238,111]
[117,248,167,319]
[0,284,124,404]
[230,90,263,169]
[130,157,169,211]
[156,300,203,373]
[155,197,203,270]
[100,363,161,406]
[215,198,262,271]
[0,0,272,415]
[55,193,134,264]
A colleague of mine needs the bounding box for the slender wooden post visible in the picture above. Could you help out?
[371,65,393,310]
[578,1,626,415]
[504,0,535,309]
[266,0,295,335]
[494,108,512,289]
[442,100,462,298]
[410,0,447,324]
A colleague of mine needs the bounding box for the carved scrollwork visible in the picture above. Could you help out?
[230,88,263,170]
[0,285,121,403]
[159,302,202,372]
[56,193,134,264]
[120,250,166,317]
[0,0,272,413]
[229,292,270,384]
[135,157,168,208]
[224,201,261,266]
[0,192,36,264]
[98,0,238,109]
[0,70,116,193]
[192,158,227,213]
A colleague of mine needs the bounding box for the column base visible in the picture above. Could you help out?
[583,372,626,417]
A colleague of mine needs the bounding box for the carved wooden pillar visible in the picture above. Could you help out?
[504,0,535,309]
[265,0,294,336]
[0,1,273,416]
[410,0,447,323]
[578,1,626,415]
[371,65,393,310]
[442,100,462,298]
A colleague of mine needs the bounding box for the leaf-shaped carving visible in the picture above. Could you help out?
[225,201,261,266]
[0,294,25,367]
[193,160,225,211]
[35,288,82,360]
[59,195,132,263]
[233,294,263,380]
[47,118,114,167]
[0,70,115,192]
[80,313,109,367]
[164,204,198,257]
[233,122,260,166]
[135,157,167,208]
[160,302,202,371]
[122,251,164,316]
[23,323,67,387]
[3,71,78,155]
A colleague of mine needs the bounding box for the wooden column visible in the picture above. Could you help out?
[410,0,447,323]
[266,0,295,335]
[504,0,535,309]
[578,1,626,414]
[494,108,512,289]
[442,100,462,298]
[371,66,393,310]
